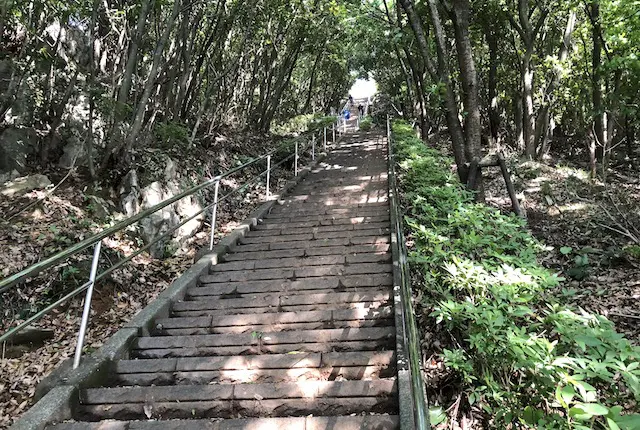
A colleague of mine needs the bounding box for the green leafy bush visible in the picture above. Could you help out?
[155,121,189,148]
[272,114,337,135]
[392,120,640,429]
[359,116,372,131]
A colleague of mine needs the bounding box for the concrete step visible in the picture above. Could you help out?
[82,379,397,404]
[194,273,393,295]
[134,327,395,350]
[173,290,392,312]
[199,262,392,283]
[210,254,391,272]
[154,307,393,335]
[76,396,398,421]
[49,415,400,429]
[239,228,389,245]
[253,215,390,230]
[221,244,390,261]
[113,351,397,386]
[236,235,390,252]
[263,213,389,223]
[249,221,390,236]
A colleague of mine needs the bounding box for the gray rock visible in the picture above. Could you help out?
[164,158,178,181]
[118,169,141,217]
[0,127,37,173]
[0,169,20,185]
[58,140,85,169]
[139,181,180,258]
[1,174,51,197]
[86,195,113,219]
[118,165,203,259]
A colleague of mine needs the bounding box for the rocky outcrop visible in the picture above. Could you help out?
[119,159,203,258]
[0,127,38,173]
[1,174,51,197]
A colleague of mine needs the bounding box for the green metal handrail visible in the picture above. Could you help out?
[387,116,430,430]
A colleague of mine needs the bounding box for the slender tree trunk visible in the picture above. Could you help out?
[522,49,536,157]
[303,52,322,113]
[398,0,467,172]
[534,10,577,155]
[117,0,152,106]
[485,24,500,145]
[99,0,181,172]
[86,0,99,181]
[514,91,524,151]
[452,0,482,162]
[591,1,605,152]
[452,0,484,197]
[125,0,181,150]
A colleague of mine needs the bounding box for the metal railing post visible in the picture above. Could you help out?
[266,155,271,200]
[294,141,299,176]
[323,126,327,151]
[208,180,220,251]
[343,118,347,133]
[311,133,315,160]
[73,240,102,369]
[332,123,336,142]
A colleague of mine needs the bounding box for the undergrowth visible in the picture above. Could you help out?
[392,121,640,429]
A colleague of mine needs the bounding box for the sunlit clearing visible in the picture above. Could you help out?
[349,77,377,99]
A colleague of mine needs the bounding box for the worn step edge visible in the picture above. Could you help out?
[134,327,395,349]
[156,307,394,329]
[77,397,398,421]
[47,415,401,430]
[131,340,394,358]
[115,351,396,374]
[81,379,397,404]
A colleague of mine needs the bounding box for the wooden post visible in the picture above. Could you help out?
[497,152,523,217]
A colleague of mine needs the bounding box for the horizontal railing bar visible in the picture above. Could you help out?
[269,152,296,171]
[0,132,317,294]
[0,280,92,344]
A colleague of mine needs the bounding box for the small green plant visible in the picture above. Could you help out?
[359,117,372,131]
[624,244,640,259]
[155,121,189,148]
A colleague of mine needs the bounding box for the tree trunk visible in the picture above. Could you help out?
[514,90,524,151]
[99,0,181,172]
[534,10,577,155]
[125,0,181,150]
[591,1,605,152]
[522,49,536,157]
[117,0,152,106]
[303,52,322,113]
[398,0,467,172]
[452,0,484,198]
[485,23,499,145]
[86,0,99,181]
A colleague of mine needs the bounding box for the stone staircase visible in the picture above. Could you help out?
[48,133,400,429]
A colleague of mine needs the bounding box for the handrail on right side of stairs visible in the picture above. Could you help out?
[387,116,430,430]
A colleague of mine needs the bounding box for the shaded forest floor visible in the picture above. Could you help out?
[0,131,301,428]
[418,133,640,429]
[484,152,640,342]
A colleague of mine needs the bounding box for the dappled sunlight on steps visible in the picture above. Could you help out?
[47,133,399,429]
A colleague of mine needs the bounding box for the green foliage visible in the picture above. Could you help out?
[272,114,337,135]
[359,116,372,131]
[154,121,190,148]
[392,120,640,429]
